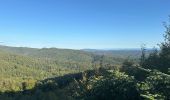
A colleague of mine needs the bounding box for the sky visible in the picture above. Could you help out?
[0,0,170,49]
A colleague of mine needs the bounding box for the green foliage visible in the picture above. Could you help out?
[88,71,140,100]
[71,69,170,100]
[0,67,170,100]
[122,59,135,68]
[71,71,141,100]
[140,71,170,100]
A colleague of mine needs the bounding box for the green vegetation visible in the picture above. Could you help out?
[0,19,170,100]
[0,45,128,93]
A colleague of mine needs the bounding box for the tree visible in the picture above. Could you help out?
[158,17,170,72]
[142,17,170,73]
[140,44,146,67]
[143,48,159,69]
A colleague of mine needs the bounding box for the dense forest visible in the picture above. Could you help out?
[0,21,170,100]
[0,45,138,92]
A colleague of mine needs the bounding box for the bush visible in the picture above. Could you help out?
[73,71,142,100]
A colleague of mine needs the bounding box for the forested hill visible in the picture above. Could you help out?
[0,45,143,81]
[0,45,142,65]
[0,45,139,92]
[0,45,145,59]
[0,44,169,100]
[82,49,153,59]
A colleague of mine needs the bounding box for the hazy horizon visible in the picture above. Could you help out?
[0,44,157,51]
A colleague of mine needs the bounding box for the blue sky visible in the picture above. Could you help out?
[0,0,170,49]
